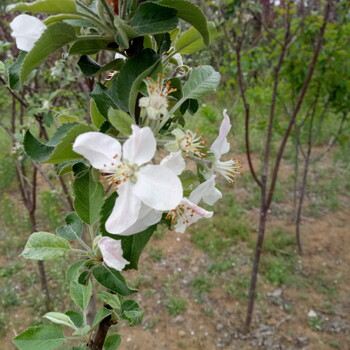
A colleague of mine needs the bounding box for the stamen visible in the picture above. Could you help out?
[214,159,242,184]
[178,130,208,159]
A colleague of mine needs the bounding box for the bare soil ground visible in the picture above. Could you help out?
[1,150,349,350]
[115,209,350,350]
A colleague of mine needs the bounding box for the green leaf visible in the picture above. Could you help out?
[131,2,178,35]
[13,325,65,350]
[90,82,120,118]
[48,123,96,164]
[114,16,137,49]
[122,310,144,327]
[70,280,92,311]
[57,114,79,123]
[56,212,83,240]
[24,123,95,164]
[8,51,27,90]
[72,325,90,337]
[20,22,76,83]
[65,310,83,328]
[21,232,70,260]
[121,299,139,311]
[69,38,116,55]
[120,300,144,326]
[170,65,220,113]
[120,225,156,270]
[90,99,106,128]
[43,312,77,329]
[92,307,112,329]
[73,170,104,225]
[7,0,77,13]
[180,98,199,115]
[98,291,121,310]
[104,334,121,350]
[57,160,88,175]
[99,193,157,270]
[157,0,209,45]
[179,170,197,190]
[155,32,171,54]
[77,56,101,77]
[78,270,91,285]
[108,108,133,135]
[97,59,125,75]
[115,48,161,115]
[182,65,220,99]
[24,129,56,163]
[92,265,136,296]
[66,260,86,284]
[78,56,124,78]
[174,22,216,54]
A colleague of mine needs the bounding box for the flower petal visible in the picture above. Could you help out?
[134,164,182,210]
[189,175,222,205]
[73,132,122,171]
[160,151,185,175]
[115,52,126,60]
[117,203,162,236]
[10,15,46,52]
[98,237,129,271]
[210,109,231,158]
[173,198,213,233]
[105,182,141,234]
[122,125,156,165]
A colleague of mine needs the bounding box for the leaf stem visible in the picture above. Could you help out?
[100,0,116,25]
[76,2,115,34]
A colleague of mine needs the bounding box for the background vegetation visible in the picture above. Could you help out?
[1,0,349,349]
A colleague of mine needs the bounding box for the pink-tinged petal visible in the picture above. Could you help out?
[117,203,162,236]
[73,132,122,171]
[134,164,182,210]
[173,198,213,233]
[105,182,141,234]
[98,237,129,271]
[189,175,222,205]
[160,151,185,175]
[122,125,156,165]
[10,15,46,52]
[210,109,231,158]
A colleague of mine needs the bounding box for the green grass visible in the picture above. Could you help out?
[263,229,296,254]
[261,256,295,285]
[227,275,250,299]
[191,194,250,257]
[209,259,235,273]
[191,275,213,300]
[329,340,342,349]
[308,314,323,331]
[166,296,187,316]
[148,247,163,262]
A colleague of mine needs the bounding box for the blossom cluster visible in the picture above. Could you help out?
[73,107,241,271]
[9,13,241,273]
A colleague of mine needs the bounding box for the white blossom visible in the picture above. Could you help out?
[98,237,129,271]
[166,129,208,159]
[210,109,241,184]
[10,14,46,52]
[73,126,183,235]
[139,74,175,120]
[166,184,214,234]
